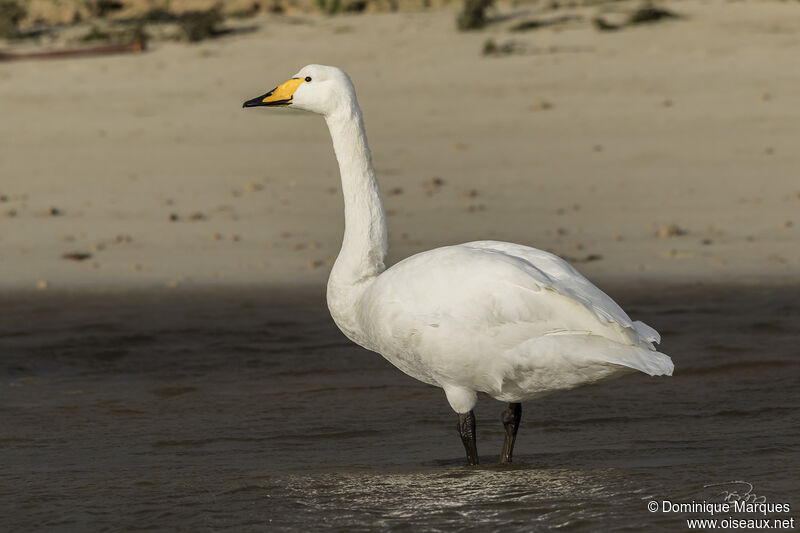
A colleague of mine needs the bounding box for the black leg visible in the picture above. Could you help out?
[500,402,522,463]
[457,410,479,466]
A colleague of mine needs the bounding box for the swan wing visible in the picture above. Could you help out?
[361,241,672,389]
[462,240,661,343]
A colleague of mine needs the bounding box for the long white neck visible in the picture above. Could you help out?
[325,104,388,290]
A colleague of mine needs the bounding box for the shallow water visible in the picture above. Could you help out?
[1,285,798,531]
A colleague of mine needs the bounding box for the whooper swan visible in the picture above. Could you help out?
[243,65,673,466]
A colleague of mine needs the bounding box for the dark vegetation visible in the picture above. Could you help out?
[509,14,583,32]
[177,5,225,42]
[78,19,148,45]
[316,0,370,14]
[91,0,126,18]
[460,0,680,37]
[594,3,681,31]
[0,0,25,39]
[1,0,684,51]
[133,3,230,41]
[482,38,524,56]
[457,0,493,30]
[629,4,680,24]
[2,1,260,46]
[98,3,232,44]
[78,24,111,42]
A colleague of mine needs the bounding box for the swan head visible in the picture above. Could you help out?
[243,64,356,116]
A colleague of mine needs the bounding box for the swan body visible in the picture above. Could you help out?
[244,65,673,464]
[341,241,671,411]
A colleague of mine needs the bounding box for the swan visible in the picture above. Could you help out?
[243,65,673,466]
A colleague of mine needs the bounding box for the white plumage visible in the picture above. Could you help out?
[347,240,673,413]
[244,64,673,464]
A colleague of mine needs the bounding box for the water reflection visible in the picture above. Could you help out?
[274,467,648,530]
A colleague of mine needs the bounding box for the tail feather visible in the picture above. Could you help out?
[612,347,674,376]
[632,320,661,344]
[516,334,675,378]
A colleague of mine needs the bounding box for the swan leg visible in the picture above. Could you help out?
[457,411,479,466]
[500,402,522,463]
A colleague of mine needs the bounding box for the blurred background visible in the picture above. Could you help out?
[2,2,799,531]
[1,0,798,290]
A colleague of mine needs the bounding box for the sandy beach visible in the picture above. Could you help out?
[1,0,798,290]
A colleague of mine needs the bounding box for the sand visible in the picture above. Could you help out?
[1,0,798,290]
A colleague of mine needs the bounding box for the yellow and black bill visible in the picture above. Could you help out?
[243,78,304,108]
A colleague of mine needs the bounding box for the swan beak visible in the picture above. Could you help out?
[243,78,304,108]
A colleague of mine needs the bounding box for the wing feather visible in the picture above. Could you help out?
[374,240,660,349]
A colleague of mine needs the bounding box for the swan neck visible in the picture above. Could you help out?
[325,104,388,288]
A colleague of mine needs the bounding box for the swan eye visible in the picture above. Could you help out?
[305,76,312,82]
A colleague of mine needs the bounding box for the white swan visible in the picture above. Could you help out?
[244,65,673,465]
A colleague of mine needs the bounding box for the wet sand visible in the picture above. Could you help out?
[1,284,798,531]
